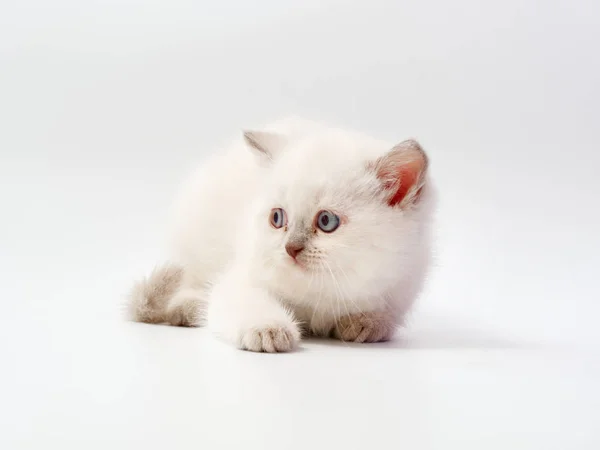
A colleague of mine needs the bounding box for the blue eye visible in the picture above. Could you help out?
[316,210,340,233]
[270,208,287,229]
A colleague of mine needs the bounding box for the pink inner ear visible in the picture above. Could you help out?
[387,162,421,206]
[375,141,426,207]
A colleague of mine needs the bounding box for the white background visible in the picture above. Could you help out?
[1,1,599,449]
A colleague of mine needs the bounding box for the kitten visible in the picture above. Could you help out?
[129,118,435,352]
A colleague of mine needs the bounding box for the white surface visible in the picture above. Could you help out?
[1,1,600,449]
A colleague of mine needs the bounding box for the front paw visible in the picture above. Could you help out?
[333,312,396,343]
[241,322,301,353]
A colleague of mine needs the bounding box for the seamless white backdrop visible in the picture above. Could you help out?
[1,1,599,449]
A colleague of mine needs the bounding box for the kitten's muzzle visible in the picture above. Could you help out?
[285,242,305,259]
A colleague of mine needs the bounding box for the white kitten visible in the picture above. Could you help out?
[129,118,435,352]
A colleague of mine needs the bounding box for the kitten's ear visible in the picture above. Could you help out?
[243,130,286,161]
[372,139,428,208]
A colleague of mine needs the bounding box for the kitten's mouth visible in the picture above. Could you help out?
[291,258,305,269]
[289,256,307,270]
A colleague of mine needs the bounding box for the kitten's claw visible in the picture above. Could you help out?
[241,325,300,353]
[333,312,396,343]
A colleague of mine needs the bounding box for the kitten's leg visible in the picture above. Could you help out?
[207,269,301,352]
[332,311,397,343]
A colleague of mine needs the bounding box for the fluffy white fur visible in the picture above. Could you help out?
[129,118,435,352]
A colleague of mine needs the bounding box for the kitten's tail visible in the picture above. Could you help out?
[127,263,203,327]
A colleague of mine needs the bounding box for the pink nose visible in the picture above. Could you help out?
[285,242,304,259]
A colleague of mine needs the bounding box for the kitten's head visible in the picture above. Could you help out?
[243,127,433,310]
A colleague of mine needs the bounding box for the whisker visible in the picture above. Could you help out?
[327,256,351,315]
[322,258,350,339]
[331,260,366,319]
